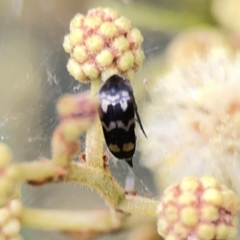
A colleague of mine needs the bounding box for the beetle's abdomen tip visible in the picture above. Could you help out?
[125,158,133,168]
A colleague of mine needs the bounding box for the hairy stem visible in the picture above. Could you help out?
[66,163,158,217]
[15,160,158,218]
[21,207,154,232]
[21,208,118,231]
[15,160,64,182]
[66,163,125,206]
[119,196,158,217]
[85,79,104,168]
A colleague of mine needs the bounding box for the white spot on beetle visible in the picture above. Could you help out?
[106,94,121,102]
[101,121,116,132]
[120,99,128,111]
[121,91,130,98]
[101,99,110,113]
[117,119,135,131]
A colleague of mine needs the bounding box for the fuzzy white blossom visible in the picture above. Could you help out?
[140,49,240,196]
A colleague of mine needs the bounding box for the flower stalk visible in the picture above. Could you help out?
[15,160,66,183]
[21,207,154,234]
[21,208,120,231]
[85,79,104,168]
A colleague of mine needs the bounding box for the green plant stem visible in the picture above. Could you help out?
[15,160,63,182]
[66,163,158,217]
[21,207,154,232]
[15,161,158,218]
[51,121,82,167]
[85,79,104,168]
[21,208,117,231]
[66,162,125,206]
[119,196,158,218]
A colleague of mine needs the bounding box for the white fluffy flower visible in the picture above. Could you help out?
[140,49,240,195]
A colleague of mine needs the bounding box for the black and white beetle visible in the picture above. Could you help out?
[98,74,147,167]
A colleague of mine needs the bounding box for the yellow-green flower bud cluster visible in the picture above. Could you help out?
[56,93,99,142]
[63,7,144,82]
[0,144,19,207]
[52,93,99,166]
[57,93,98,123]
[157,176,240,240]
[0,199,23,240]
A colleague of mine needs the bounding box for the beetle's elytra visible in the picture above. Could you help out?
[98,74,146,167]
